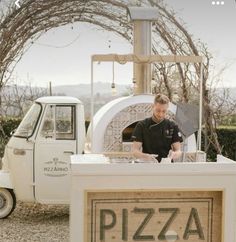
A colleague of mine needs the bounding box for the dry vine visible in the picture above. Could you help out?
[1,0,232,154]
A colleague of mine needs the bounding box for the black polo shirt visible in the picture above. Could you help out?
[132,118,183,162]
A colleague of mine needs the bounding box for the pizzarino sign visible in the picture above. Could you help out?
[85,191,222,242]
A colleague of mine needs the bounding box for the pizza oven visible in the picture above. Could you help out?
[88,94,196,154]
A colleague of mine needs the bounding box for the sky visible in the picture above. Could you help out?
[8,0,236,88]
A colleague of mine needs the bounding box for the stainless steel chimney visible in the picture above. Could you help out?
[128,7,159,94]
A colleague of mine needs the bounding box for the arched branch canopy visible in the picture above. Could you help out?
[0,0,210,103]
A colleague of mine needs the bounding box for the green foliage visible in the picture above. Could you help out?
[0,118,21,136]
[218,125,236,130]
[217,128,236,160]
[220,114,236,126]
[0,118,21,157]
[203,127,236,161]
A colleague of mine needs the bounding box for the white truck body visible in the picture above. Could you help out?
[1,96,85,207]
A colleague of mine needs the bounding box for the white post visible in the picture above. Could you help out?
[198,62,203,151]
[90,59,94,151]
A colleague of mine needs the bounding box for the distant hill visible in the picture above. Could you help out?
[3,82,235,99]
[1,82,132,118]
[52,84,236,99]
[1,83,235,118]
[52,82,131,98]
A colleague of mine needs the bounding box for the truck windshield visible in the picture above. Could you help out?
[14,103,42,138]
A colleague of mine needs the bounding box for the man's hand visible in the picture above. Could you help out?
[169,150,182,160]
[142,154,157,162]
[132,141,157,162]
[170,142,182,160]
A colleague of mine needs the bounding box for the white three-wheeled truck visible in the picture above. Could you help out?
[0,93,199,219]
[0,96,86,218]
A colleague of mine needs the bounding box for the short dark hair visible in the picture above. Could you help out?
[154,94,170,104]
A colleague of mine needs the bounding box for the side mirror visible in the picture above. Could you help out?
[10,129,16,136]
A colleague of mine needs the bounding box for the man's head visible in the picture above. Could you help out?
[152,94,170,122]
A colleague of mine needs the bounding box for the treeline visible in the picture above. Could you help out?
[0,118,235,161]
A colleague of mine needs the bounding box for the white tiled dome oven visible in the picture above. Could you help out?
[88,95,196,154]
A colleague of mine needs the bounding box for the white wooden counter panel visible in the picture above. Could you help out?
[70,154,236,242]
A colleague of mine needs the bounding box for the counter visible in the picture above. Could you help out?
[70,154,236,242]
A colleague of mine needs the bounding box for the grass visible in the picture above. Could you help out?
[217,126,236,130]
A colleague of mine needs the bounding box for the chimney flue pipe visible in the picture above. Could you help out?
[128,7,159,94]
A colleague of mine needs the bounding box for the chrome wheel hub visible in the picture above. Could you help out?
[0,195,6,209]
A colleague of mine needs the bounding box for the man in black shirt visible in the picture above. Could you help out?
[132,94,183,162]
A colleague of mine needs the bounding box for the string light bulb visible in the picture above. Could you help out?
[111,61,117,96]
[132,77,137,89]
[111,82,117,96]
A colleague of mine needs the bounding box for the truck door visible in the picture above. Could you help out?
[34,104,76,203]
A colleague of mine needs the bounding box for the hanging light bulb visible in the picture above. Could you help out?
[151,76,156,88]
[111,82,117,96]
[151,67,156,89]
[111,62,117,96]
[133,77,137,89]
[71,16,74,30]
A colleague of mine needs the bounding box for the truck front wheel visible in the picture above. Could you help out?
[0,188,16,219]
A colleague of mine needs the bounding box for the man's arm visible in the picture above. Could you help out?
[170,142,182,160]
[169,122,183,160]
[132,141,156,161]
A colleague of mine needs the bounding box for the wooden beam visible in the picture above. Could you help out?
[92,54,203,63]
